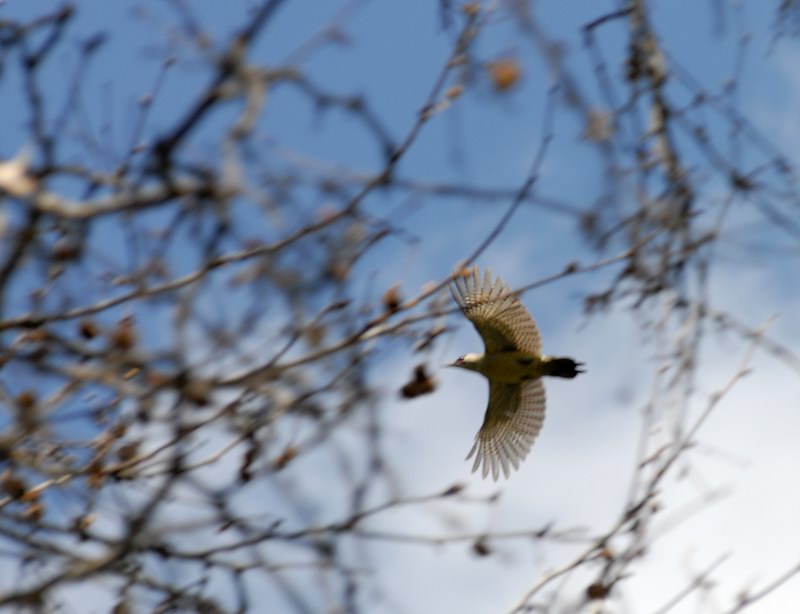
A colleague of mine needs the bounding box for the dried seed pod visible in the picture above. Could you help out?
[382,285,402,313]
[110,316,137,351]
[400,364,436,399]
[486,58,521,92]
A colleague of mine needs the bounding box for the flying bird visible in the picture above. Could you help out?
[449,267,584,480]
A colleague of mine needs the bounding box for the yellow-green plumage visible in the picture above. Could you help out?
[450,267,583,480]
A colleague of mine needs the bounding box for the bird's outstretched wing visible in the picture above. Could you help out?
[466,379,546,480]
[450,267,542,354]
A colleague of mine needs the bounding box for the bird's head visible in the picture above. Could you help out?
[447,353,483,372]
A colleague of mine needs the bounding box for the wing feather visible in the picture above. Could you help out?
[450,267,542,354]
[466,379,546,480]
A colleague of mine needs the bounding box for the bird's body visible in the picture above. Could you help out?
[449,267,584,480]
[453,351,576,383]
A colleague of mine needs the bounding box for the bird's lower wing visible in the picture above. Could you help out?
[467,379,546,480]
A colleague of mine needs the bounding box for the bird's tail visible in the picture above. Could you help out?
[543,357,585,379]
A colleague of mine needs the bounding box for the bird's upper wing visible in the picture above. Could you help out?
[466,379,546,480]
[450,267,542,354]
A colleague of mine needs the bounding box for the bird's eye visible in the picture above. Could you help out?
[456,356,465,365]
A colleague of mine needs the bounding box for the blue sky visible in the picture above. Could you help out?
[1,0,800,612]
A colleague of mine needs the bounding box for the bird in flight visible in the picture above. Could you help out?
[449,267,584,480]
